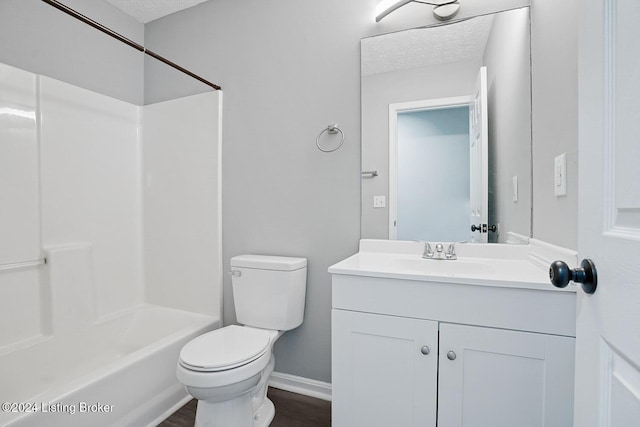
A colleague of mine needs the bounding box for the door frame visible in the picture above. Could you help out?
[388,95,472,239]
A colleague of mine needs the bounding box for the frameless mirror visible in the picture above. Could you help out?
[361,7,532,243]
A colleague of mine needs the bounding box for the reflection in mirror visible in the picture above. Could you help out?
[361,7,532,244]
[394,104,470,242]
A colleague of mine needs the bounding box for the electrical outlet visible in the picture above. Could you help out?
[373,196,386,208]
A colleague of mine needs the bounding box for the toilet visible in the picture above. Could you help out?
[176,254,307,427]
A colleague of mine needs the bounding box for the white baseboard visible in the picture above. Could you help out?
[268,371,332,402]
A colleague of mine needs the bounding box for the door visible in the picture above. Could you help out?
[575,0,640,425]
[469,67,488,243]
[331,310,438,427]
[437,323,575,427]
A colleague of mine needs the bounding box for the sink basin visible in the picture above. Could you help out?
[391,258,495,276]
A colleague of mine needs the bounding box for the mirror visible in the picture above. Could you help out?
[361,7,532,243]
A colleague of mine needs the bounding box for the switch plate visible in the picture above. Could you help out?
[554,153,567,196]
[373,196,386,208]
[512,176,518,202]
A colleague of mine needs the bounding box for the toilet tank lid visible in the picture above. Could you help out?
[230,254,307,271]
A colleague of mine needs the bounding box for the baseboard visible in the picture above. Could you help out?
[268,371,332,402]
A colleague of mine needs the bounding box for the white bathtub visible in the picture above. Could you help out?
[0,304,218,427]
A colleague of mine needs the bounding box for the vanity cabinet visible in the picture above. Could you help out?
[331,273,576,427]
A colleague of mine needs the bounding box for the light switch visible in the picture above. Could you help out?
[373,196,386,208]
[554,153,567,197]
[512,176,518,202]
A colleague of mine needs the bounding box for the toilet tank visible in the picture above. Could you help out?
[230,255,307,331]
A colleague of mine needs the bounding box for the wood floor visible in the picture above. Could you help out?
[159,388,331,427]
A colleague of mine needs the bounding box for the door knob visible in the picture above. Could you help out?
[447,351,456,361]
[471,224,481,232]
[421,346,430,355]
[549,259,598,294]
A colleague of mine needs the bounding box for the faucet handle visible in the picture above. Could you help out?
[435,243,444,253]
[416,241,434,258]
[445,242,458,259]
[424,242,433,258]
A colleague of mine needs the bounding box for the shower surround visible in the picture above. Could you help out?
[0,62,222,426]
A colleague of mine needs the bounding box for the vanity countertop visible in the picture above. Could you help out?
[329,239,577,293]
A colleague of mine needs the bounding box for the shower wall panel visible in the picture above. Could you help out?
[39,77,144,320]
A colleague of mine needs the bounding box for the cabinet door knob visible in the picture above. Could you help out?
[420,345,430,355]
[447,350,457,361]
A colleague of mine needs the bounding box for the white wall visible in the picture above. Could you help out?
[0,63,42,347]
[39,76,144,321]
[0,61,222,348]
[0,64,40,265]
[143,92,222,316]
[0,63,143,346]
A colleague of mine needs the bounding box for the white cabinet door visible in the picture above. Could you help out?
[438,323,575,427]
[332,310,438,427]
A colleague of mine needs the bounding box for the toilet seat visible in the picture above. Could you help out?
[179,325,272,372]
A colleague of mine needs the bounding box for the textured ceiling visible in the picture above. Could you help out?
[104,0,209,23]
[361,14,494,76]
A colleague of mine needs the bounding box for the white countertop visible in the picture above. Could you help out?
[328,239,577,293]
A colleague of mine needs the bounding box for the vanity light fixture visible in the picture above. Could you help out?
[375,0,460,22]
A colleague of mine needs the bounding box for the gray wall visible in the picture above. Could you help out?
[531,0,579,249]
[0,0,579,384]
[144,0,377,383]
[361,61,481,239]
[0,0,144,105]
[145,0,580,383]
[483,7,532,242]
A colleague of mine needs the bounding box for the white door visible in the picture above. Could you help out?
[575,0,640,425]
[469,67,488,243]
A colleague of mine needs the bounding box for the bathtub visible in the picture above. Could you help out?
[0,304,218,427]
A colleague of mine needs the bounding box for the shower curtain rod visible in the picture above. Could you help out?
[40,0,222,91]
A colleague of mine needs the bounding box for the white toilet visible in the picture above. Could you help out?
[176,254,307,427]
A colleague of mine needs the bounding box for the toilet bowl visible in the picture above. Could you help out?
[176,255,307,427]
[177,326,283,427]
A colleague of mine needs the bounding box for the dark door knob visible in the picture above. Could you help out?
[471,224,481,232]
[549,259,598,294]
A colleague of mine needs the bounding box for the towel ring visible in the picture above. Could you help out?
[316,124,344,153]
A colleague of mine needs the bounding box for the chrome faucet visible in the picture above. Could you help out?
[418,241,458,260]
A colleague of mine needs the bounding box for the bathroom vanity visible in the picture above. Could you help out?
[330,240,577,427]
